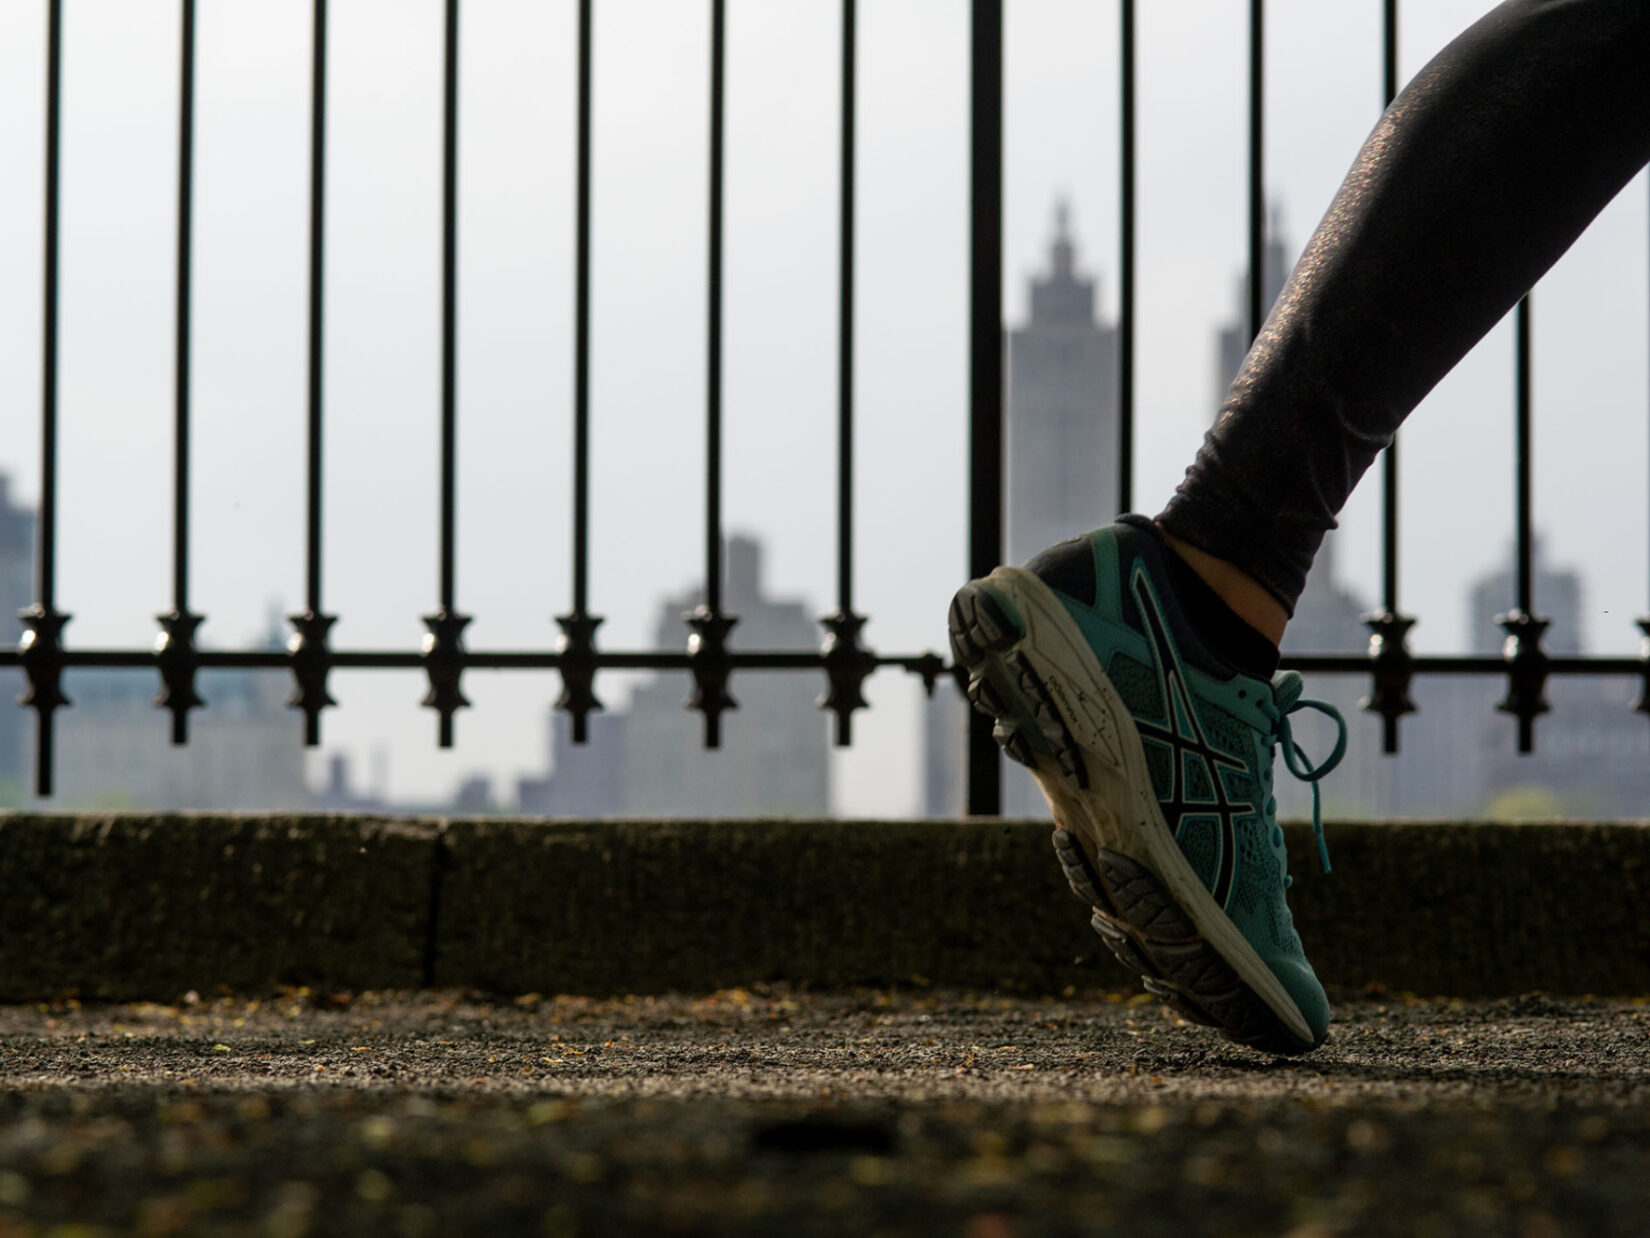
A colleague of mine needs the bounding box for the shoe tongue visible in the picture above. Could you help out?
[1270,668,1304,709]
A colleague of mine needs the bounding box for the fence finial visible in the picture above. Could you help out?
[421,608,471,748]
[685,606,738,749]
[287,610,338,746]
[155,609,205,745]
[1496,608,1552,754]
[819,610,874,746]
[1361,606,1417,754]
[555,612,605,744]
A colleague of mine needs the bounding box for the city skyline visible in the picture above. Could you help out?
[2,1,1646,812]
[5,454,1645,817]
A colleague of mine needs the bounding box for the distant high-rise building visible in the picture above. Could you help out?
[41,613,312,811]
[0,474,36,800]
[1005,200,1121,566]
[520,534,831,817]
[1467,538,1583,657]
[921,686,967,818]
[1465,541,1650,816]
[1215,205,1291,405]
[1206,216,1465,818]
[2,474,312,811]
[925,202,1120,817]
[1206,212,1650,818]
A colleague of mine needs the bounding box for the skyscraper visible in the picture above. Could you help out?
[1465,542,1650,816]
[1005,200,1121,566]
[0,473,35,800]
[47,654,311,811]
[926,202,1119,816]
[519,534,832,817]
[0,472,313,810]
[1207,215,1404,817]
[1214,204,1291,413]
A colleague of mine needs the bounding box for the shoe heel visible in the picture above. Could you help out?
[949,581,1090,789]
[947,581,1022,664]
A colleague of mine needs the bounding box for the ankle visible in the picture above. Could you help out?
[1156,526,1288,647]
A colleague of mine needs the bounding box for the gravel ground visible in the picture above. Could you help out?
[3,987,1650,1235]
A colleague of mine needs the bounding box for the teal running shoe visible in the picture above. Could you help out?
[947,516,1346,1054]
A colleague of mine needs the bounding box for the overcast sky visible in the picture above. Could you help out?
[2,0,1646,813]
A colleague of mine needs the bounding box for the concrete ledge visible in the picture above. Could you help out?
[1291,818,1650,996]
[2,813,1649,1000]
[432,818,1090,994]
[0,815,438,1000]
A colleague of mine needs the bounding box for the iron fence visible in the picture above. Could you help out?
[5,1,1649,815]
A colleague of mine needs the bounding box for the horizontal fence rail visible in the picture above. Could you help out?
[7,1,1650,812]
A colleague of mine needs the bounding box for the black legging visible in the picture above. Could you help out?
[1158,0,1650,615]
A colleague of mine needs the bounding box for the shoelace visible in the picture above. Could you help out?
[1265,670,1348,874]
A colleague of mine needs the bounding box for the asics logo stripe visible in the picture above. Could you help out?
[1129,565,1255,911]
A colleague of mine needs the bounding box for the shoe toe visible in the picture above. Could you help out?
[1267,951,1331,1047]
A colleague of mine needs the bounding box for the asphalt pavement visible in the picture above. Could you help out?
[3,987,1650,1235]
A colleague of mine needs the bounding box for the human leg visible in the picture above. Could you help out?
[1162,0,1650,619]
[952,0,1650,1054]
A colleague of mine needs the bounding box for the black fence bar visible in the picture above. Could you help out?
[1116,0,1135,515]
[571,0,594,621]
[19,0,68,799]
[1291,653,1643,677]
[1246,0,1264,345]
[704,0,727,621]
[289,0,337,749]
[1642,199,1650,722]
[422,0,471,750]
[1497,295,1551,754]
[305,1,328,619]
[10,644,1635,680]
[438,0,460,615]
[1514,299,1535,616]
[835,0,856,623]
[1366,0,1416,756]
[556,0,601,744]
[685,0,737,750]
[965,0,1004,817]
[1379,0,1399,614]
[37,4,61,619]
[156,0,204,748]
[818,0,874,748]
[173,0,196,618]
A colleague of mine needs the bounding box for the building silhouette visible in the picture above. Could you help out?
[1206,212,1393,815]
[0,472,314,810]
[519,534,831,817]
[1211,217,1487,818]
[1005,200,1121,565]
[1464,543,1650,816]
[1214,205,1292,410]
[1210,222,1650,819]
[0,474,34,801]
[42,615,311,811]
[924,202,1120,816]
[923,201,1650,822]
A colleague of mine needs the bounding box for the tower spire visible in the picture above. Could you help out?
[1051,197,1075,278]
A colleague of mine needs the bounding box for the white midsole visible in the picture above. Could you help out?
[984,565,1313,1047]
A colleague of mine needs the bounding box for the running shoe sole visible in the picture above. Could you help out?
[947,567,1318,1055]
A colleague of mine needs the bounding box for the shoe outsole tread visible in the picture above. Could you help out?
[948,579,1315,1057]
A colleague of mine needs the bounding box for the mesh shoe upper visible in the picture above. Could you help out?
[1025,517,1343,1043]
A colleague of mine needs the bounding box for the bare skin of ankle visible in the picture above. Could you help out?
[1156,526,1288,648]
